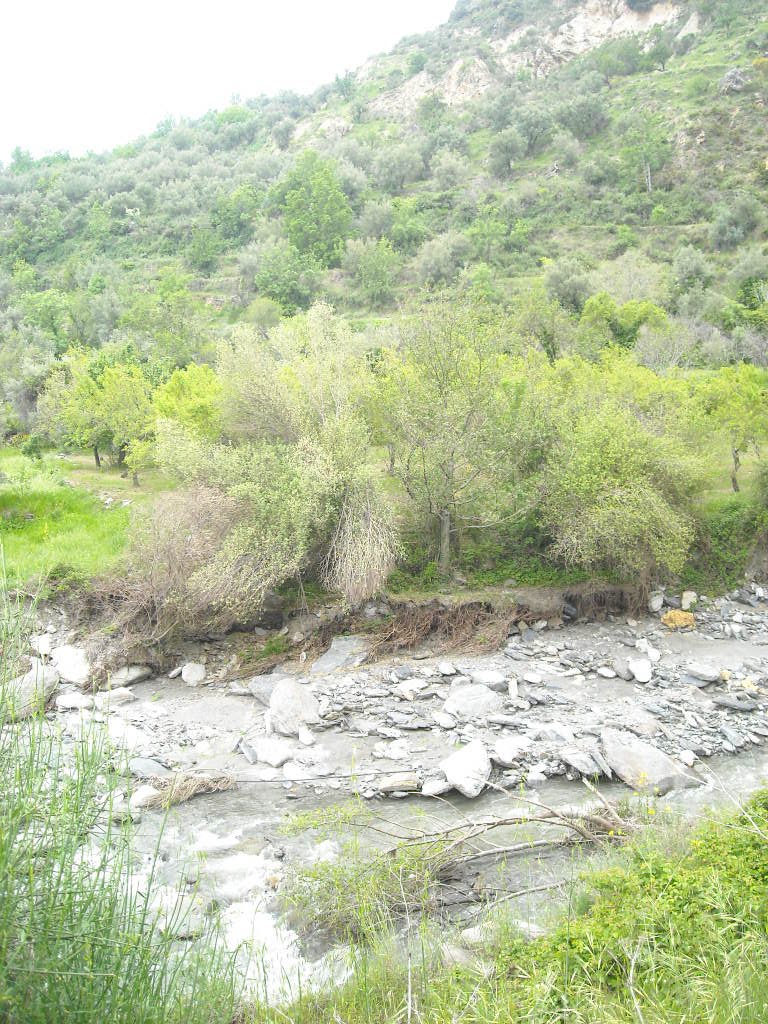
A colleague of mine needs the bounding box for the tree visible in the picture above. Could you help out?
[96,364,154,484]
[695,364,768,491]
[488,128,525,179]
[539,401,697,582]
[376,300,510,576]
[342,238,401,307]
[36,350,112,465]
[252,240,319,313]
[153,363,223,439]
[151,303,398,612]
[278,151,352,266]
[619,116,670,194]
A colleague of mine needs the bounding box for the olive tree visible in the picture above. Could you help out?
[376,299,510,576]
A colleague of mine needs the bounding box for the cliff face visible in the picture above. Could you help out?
[362,1,692,121]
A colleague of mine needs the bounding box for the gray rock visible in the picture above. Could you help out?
[438,661,457,676]
[470,669,507,692]
[711,694,758,712]
[129,757,172,778]
[129,784,162,811]
[433,710,457,729]
[181,662,206,686]
[240,735,294,767]
[51,645,90,687]
[5,658,59,718]
[422,774,452,797]
[600,727,699,794]
[681,591,698,611]
[612,657,633,681]
[597,666,617,679]
[560,745,605,777]
[248,673,283,705]
[530,722,575,744]
[443,684,504,721]
[719,68,749,94]
[111,665,153,686]
[55,691,94,711]
[628,658,653,684]
[310,636,369,674]
[267,679,321,737]
[648,592,665,613]
[378,772,421,795]
[94,687,137,709]
[440,740,492,798]
[687,662,720,683]
[492,735,532,767]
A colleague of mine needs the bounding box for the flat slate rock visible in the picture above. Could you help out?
[310,636,369,674]
[600,727,699,795]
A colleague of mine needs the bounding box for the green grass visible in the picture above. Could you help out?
[255,793,768,1024]
[0,448,175,588]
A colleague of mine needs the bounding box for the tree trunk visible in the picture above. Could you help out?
[644,159,653,194]
[731,447,741,493]
[132,471,140,488]
[438,510,451,577]
[387,444,396,476]
[93,446,101,468]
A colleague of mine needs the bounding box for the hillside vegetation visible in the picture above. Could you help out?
[0,0,767,619]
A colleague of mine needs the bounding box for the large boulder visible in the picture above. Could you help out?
[600,727,698,795]
[51,645,90,687]
[440,740,492,798]
[5,658,59,718]
[267,679,321,737]
[443,684,504,721]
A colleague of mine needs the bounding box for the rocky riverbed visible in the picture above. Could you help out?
[9,581,768,999]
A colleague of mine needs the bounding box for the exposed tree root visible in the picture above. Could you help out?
[369,600,536,656]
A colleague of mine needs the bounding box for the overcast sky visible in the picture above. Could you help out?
[1,0,455,164]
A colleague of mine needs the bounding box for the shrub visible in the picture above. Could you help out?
[709,196,761,250]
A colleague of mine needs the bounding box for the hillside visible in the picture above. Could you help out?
[0,0,766,434]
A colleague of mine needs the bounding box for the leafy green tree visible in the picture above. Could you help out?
[343,238,401,307]
[540,401,697,582]
[153,303,398,611]
[186,228,222,275]
[252,240,319,313]
[695,364,768,491]
[619,116,670,193]
[376,299,510,575]
[488,127,525,179]
[580,292,668,349]
[153,363,222,439]
[278,151,352,266]
[36,352,111,465]
[211,182,262,242]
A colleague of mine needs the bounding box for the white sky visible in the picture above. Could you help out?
[1,0,455,164]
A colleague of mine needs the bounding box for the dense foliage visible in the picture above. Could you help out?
[1,0,767,616]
